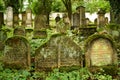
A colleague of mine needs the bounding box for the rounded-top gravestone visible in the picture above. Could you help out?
[3,36,30,69]
[85,34,118,67]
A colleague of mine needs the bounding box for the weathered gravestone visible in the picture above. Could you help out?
[35,34,82,71]
[71,12,80,29]
[3,36,30,69]
[34,14,48,39]
[76,6,86,28]
[6,6,13,27]
[13,13,19,27]
[97,9,106,28]
[14,27,26,36]
[26,8,32,28]
[22,11,27,26]
[0,30,7,51]
[85,34,118,67]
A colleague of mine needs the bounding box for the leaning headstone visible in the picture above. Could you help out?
[85,34,117,67]
[6,6,13,27]
[26,8,32,28]
[35,34,82,71]
[3,36,30,69]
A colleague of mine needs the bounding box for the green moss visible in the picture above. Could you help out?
[5,36,29,46]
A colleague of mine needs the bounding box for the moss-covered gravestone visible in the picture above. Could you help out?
[14,27,26,36]
[85,34,118,75]
[3,36,30,69]
[0,30,7,51]
[35,34,82,71]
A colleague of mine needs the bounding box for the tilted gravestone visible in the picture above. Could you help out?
[35,34,82,71]
[85,34,118,67]
[3,36,30,69]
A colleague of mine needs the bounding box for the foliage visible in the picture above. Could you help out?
[30,29,53,56]
[72,0,84,12]
[46,68,115,80]
[0,0,4,11]
[52,0,65,12]
[84,0,110,13]
[0,62,31,80]
[4,0,23,13]
[30,0,53,15]
[0,62,119,80]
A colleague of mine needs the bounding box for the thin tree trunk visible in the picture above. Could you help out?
[0,12,4,28]
[62,0,72,22]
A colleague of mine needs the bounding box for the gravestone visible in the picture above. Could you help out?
[0,30,7,51]
[97,9,106,28]
[105,17,109,25]
[22,11,26,26]
[71,12,80,29]
[34,14,48,38]
[35,34,82,71]
[25,29,33,40]
[3,36,30,69]
[85,34,117,67]
[63,14,70,30]
[34,14,47,30]
[6,6,13,27]
[85,18,90,26]
[26,8,32,28]
[76,6,86,27]
[14,27,26,36]
[94,18,97,26]
[13,13,19,27]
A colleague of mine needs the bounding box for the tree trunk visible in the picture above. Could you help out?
[109,0,120,24]
[62,0,72,22]
[0,12,4,28]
